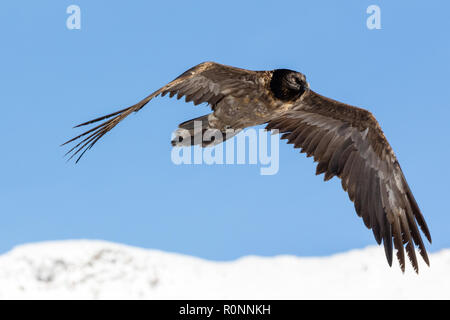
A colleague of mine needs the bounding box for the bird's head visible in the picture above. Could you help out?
[270,69,309,101]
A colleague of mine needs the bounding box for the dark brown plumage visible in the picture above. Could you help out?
[63,61,431,273]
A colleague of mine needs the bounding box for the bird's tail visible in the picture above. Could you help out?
[171,114,240,147]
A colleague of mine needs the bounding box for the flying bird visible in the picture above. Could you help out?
[63,62,431,273]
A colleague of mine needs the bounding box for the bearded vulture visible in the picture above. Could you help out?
[63,62,431,273]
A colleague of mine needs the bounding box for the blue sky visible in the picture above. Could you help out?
[0,1,449,260]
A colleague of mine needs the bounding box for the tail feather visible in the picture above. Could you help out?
[171,114,240,147]
[178,114,210,131]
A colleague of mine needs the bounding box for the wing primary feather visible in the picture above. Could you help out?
[61,118,114,147]
[73,106,132,128]
[404,183,432,243]
[399,213,419,273]
[392,215,406,273]
[372,224,382,245]
[403,196,430,266]
[383,218,394,267]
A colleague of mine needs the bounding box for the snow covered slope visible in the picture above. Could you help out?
[0,240,448,299]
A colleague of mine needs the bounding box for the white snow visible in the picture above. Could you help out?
[0,240,448,299]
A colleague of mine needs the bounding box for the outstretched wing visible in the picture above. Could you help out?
[266,90,431,273]
[62,61,261,162]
